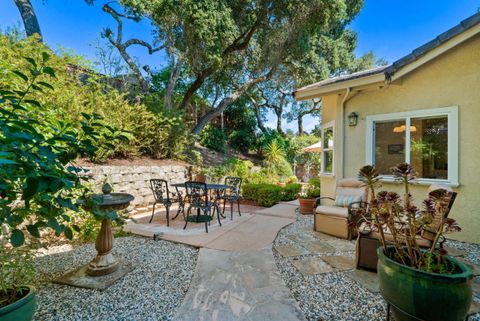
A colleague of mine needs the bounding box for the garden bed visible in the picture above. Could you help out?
[33,236,198,321]
[272,211,480,321]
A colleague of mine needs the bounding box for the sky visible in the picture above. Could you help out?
[1,0,478,133]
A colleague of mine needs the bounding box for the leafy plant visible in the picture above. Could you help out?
[199,124,227,152]
[281,183,302,201]
[0,247,35,308]
[357,163,461,273]
[299,183,321,199]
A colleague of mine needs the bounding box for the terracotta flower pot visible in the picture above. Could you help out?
[299,198,315,214]
[195,174,206,182]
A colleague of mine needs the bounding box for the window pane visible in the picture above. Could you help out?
[410,116,448,179]
[324,150,333,173]
[374,120,406,175]
[323,127,333,149]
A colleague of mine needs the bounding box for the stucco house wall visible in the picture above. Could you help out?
[320,34,480,243]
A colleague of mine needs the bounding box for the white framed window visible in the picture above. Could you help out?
[321,120,335,175]
[365,106,458,186]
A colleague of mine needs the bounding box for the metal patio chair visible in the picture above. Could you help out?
[184,181,221,233]
[220,176,242,220]
[149,179,185,226]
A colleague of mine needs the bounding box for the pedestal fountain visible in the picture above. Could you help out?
[55,184,135,289]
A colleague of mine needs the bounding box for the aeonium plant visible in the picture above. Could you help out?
[356,163,461,274]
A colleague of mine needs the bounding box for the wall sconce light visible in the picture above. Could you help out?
[348,112,358,127]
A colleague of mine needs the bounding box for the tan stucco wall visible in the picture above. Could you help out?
[320,35,480,243]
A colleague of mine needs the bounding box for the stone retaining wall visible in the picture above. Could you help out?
[84,165,191,206]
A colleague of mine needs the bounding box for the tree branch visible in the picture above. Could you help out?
[192,69,275,134]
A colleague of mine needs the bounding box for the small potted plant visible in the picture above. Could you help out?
[299,178,320,214]
[357,163,473,321]
[193,167,207,182]
[0,247,36,321]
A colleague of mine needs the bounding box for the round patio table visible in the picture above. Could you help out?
[171,182,233,220]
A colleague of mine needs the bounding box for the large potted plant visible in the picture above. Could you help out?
[0,248,36,321]
[299,178,320,214]
[357,163,473,321]
[0,54,122,320]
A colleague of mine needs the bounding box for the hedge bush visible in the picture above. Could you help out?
[281,183,302,201]
[242,183,301,207]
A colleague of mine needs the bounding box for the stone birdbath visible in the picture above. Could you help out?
[55,183,135,289]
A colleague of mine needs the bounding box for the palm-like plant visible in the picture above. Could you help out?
[264,140,286,163]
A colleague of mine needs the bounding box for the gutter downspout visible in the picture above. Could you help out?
[340,88,351,179]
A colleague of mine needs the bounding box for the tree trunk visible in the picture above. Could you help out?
[192,94,239,135]
[275,106,285,136]
[14,0,42,41]
[192,72,274,134]
[298,115,304,135]
[164,56,182,110]
[179,69,212,110]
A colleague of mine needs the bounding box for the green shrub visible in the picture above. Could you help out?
[281,183,302,201]
[308,178,321,188]
[228,129,255,153]
[242,183,298,206]
[200,124,227,152]
[0,35,194,163]
[224,158,254,180]
[255,185,283,207]
[241,183,261,201]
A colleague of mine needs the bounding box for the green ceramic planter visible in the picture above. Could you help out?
[0,286,36,321]
[377,247,473,321]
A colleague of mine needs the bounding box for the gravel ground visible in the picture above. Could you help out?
[273,211,480,321]
[33,236,198,321]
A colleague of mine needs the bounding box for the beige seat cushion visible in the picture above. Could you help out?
[315,205,348,218]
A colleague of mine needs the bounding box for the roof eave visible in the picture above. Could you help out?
[294,72,385,100]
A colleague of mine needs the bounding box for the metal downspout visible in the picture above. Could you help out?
[340,88,351,179]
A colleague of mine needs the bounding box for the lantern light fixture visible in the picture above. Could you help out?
[348,112,359,127]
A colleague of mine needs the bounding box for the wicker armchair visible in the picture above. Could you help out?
[313,178,368,240]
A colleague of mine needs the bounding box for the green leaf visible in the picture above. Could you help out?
[27,224,41,238]
[37,81,54,90]
[42,66,56,78]
[13,70,28,82]
[64,227,74,240]
[24,99,42,108]
[23,177,39,200]
[72,224,81,232]
[24,57,37,67]
[11,229,25,247]
[41,51,50,62]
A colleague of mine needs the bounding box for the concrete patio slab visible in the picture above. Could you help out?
[322,255,355,271]
[324,239,356,252]
[344,269,380,293]
[173,248,306,321]
[290,257,334,275]
[302,240,336,254]
[274,244,309,257]
[444,246,467,257]
[253,203,298,219]
[281,199,300,206]
[203,215,294,251]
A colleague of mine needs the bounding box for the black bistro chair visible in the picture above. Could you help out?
[184,181,221,233]
[149,179,185,226]
[221,176,242,219]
